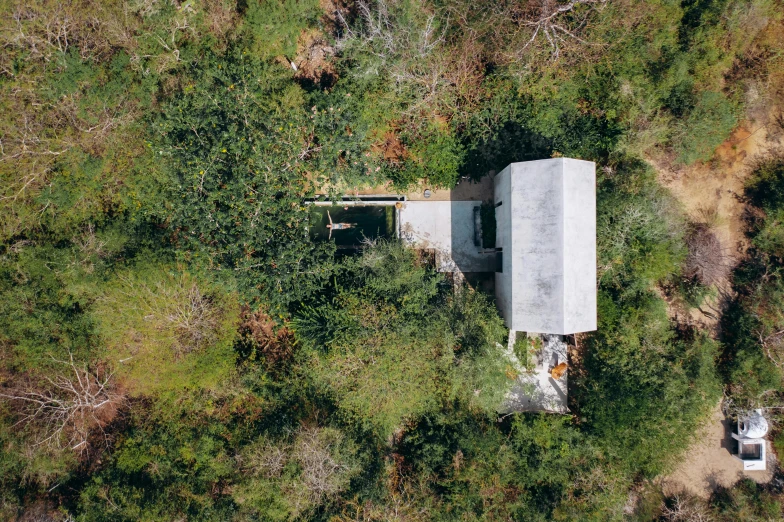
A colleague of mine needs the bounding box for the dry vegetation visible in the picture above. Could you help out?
[1,1,784,521]
[684,224,730,286]
[0,353,124,452]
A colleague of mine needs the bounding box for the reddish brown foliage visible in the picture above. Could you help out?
[0,355,126,454]
[371,130,408,164]
[237,306,295,369]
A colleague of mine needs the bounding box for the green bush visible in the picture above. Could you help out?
[293,241,509,438]
[597,160,686,295]
[708,479,783,521]
[720,158,784,405]
[746,158,784,211]
[93,261,240,396]
[674,91,738,165]
[397,127,465,188]
[578,288,721,476]
[397,411,629,521]
[242,0,321,60]
[77,398,241,521]
[0,242,101,370]
[155,48,339,310]
[576,159,720,477]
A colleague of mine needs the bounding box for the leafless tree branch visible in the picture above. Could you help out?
[0,353,124,453]
[516,0,608,60]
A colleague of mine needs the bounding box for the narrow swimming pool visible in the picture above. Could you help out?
[309,205,397,247]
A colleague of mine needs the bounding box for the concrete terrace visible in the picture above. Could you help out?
[499,332,569,414]
[399,201,495,273]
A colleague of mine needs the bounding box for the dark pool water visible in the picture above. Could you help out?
[309,205,396,247]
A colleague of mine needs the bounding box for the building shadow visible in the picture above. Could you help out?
[449,199,496,274]
[448,174,494,201]
[548,376,568,405]
[719,413,736,455]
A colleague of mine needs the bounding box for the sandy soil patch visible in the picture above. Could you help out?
[656,122,770,258]
[652,115,784,332]
[661,403,773,499]
[658,110,784,498]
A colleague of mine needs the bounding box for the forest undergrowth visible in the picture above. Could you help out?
[1,1,784,520]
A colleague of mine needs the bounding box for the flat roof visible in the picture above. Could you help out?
[494,158,597,335]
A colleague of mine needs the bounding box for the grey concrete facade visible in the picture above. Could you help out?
[494,158,597,335]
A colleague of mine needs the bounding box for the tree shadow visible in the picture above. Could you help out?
[460,122,554,181]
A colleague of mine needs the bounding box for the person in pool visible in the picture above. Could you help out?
[327,210,357,239]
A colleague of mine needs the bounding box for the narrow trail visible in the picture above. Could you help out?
[652,115,783,333]
[656,110,784,498]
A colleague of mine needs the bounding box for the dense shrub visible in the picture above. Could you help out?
[674,91,739,165]
[0,0,780,519]
[94,262,240,395]
[721,158,784,405]
[155,48,338,310]
[577,159,721,477]
[293,241,509,438]
[596,160,686,295]
[655,479,783,521]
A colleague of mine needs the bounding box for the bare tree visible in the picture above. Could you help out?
[70,223,108,274]
[238,426,358,516]
[0,353,123,452]
[336,0,446,62]
[756,327,784,370]
[335,0,457,117]
[110,273,222,356]
[661,493,714,522]
[684,224,730,286]
[166,282,221,354]
[515,0,609,60]
[239,439,291,478]
[292,426,355,505]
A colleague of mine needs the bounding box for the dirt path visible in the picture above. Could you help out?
[653,115,784,332]
[658,123,765,256]
[659,111,784,498]
[661,403,773,499]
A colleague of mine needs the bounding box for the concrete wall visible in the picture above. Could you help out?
[494,158,596,335]
[494,165,513,324]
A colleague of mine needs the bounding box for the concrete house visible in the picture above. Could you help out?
[397,157,596,413]
[398,157,597,336]
[314,157,596,411]
[493,158,597,335]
